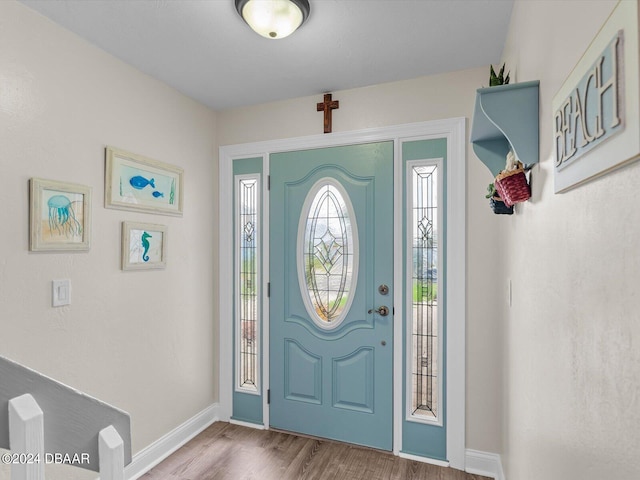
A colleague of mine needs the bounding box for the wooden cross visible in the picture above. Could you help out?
[317,93,339,134]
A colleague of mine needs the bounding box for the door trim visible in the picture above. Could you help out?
[218,118,466,469]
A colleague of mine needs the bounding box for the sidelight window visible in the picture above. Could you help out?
[407,160,442,424]
[235,175,260,393]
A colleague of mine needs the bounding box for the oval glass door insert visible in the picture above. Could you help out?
[298,178,358,329]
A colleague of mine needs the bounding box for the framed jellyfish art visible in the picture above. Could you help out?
[105,146,184,216]
[121,221,167,270]
[29,178,92,251]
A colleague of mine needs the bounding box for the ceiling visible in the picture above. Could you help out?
[20,0,514,111]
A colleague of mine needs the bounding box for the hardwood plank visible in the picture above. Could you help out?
[142,423,492,480]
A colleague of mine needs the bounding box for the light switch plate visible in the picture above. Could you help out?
[52,279,71,307]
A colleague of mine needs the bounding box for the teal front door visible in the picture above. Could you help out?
[269,142,394,450]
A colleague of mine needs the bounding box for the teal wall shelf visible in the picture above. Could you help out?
[470,80,540,176]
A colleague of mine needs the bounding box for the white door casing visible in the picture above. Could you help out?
[218,118,466,469]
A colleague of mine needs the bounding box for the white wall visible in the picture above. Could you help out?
[218,68,505,455]
[0,2,217,478]
[500,1,640,479]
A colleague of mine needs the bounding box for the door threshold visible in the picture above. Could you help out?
[269,426,393,453]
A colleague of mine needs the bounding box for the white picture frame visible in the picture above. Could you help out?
[121,221,167,271]
[105,146,184,216]
[29,178,92,251]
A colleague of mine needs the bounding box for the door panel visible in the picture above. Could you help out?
[270,142,393,450]
[332,347,374,413]
[284,339,322,404]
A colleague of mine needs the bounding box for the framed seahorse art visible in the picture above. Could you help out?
[29,178,92,251]
[105,146,184,216]
[121,221,167,271]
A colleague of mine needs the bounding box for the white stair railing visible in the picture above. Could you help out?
[1,356,131,480]
[98,426,125,480]
[8,394,44,480]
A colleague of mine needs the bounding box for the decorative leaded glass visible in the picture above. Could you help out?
[300,181,356,326]
[410,164,439,420]
[237,177,259,392]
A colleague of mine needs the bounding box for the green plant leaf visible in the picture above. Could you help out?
[489,63,510,86]
[485,182,497,198]
[490,65,498,86]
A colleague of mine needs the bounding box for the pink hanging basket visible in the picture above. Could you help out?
[494,162,531,207]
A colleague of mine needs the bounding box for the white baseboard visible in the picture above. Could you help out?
[397,449,502,478]
[124,403,220,480]
[465,449,504,480]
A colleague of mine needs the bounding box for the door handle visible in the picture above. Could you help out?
[368,306,390,317]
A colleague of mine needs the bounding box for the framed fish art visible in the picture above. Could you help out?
[29,178,92,251]
[121,221,167,270]
[105,146,184,216]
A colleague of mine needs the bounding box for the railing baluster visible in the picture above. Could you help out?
[8,394,45,480]
[2,357,131,477]
[98,425,124,480]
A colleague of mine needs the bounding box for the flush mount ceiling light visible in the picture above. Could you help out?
[235,0,310,39]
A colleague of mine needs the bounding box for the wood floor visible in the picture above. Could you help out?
[142,422,491,480]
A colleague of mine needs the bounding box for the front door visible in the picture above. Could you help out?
[269,142,393,450]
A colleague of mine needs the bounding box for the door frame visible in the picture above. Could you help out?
[218,118,466,469]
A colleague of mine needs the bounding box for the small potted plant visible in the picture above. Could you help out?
[490,63,510,86]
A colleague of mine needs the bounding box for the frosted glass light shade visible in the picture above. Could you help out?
[236,0,310,39]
